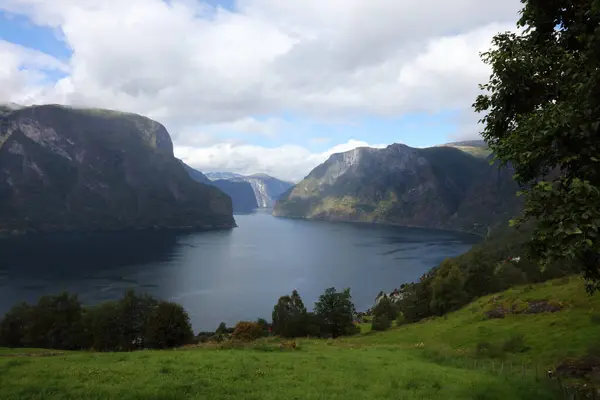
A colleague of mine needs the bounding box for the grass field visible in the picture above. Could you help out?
[1,276,599,400]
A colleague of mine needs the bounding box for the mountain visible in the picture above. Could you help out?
[178,160,212,185]
[440,140,492,158]
[229,174,294,208]
[181,164,258,213]
[0,104,235,234]
[205,172,243,181]
[210,180,259,213]
[273,143,521,235]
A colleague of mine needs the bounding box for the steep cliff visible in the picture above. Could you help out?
[228,174,293,207]
[273,144,521,235]
[0,105,235,234]
[180,163,259,213]
[211,179,259,213]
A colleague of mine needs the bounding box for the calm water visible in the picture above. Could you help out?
[0,210,480,331]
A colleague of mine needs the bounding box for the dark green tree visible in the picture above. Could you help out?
[0,302,32,347]
[27,292,85,350]
[84,301,122,351]
[371,314,391,331]
[474,0,600,292]
[372,295,398,322]
[272,289,308,337]
[430,262,469,315]
[145,301,194,349]
[116,290,158,351]
[313,287,356,338]
[216,322,228,334]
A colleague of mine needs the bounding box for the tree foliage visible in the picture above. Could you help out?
[313,287,356,338]
[272,290,308,338]
[474,0,600,292]
[0,290,194,351]
[145,301,194,349]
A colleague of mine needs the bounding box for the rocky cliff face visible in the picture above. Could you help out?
[273,144,521,235]
[0,105,235,234]
[229,174,293,208]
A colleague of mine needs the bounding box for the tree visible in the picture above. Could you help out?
[116,290,158,351]
[27,292,85,350]
[372,295,398,322]
[371,314,391,331]
[313,287,356,338]
[145,301,194,349]
[0,302,32,347]
[474,0,600,293]
[272,289,308,338]
[216,322,228,334]
[430,263,469,315]
[84,301,122,351]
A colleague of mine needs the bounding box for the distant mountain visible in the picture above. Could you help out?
[0,105,235,234]
[273,143,521,235]
[229,175,293,208]
[181,164,259,213]
[205,172,243,181]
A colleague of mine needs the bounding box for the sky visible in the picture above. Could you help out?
[0,0,522,182]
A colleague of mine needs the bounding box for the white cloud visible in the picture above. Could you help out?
[0,0,523,177]
[176,139,387,182]
[0,40,68,103]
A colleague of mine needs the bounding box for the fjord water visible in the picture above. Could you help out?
[0,210,479,331]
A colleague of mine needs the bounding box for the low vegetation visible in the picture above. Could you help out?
[1,277,599,399]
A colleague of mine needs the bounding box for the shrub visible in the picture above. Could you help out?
[232,321,264,342]
[372,314,391,331]
[475,341,499,357]
[279,340,297,350]
[502,334,529,353]
[395,312,406,327]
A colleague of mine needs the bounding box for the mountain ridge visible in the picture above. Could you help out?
[273,143,521,235]
[0,104,235,234]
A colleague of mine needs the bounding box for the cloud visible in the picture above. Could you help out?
[176,139,387,182]
[0,40,68,103]
[0,0,523,177]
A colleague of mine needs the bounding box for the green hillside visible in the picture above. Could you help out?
[1,277,598,400]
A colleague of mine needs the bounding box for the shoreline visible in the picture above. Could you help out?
[271,214,486,239]
[0,222,237,239]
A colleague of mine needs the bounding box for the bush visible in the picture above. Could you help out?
[232,321,264,342]
[475,341,497,357]
[395,312,406,327]
[501,334,529,353]
[372,314,391,331]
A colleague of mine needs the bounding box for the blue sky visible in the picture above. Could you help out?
[0,0,518,180]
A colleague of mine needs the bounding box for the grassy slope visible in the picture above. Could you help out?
[1,277,598,400]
